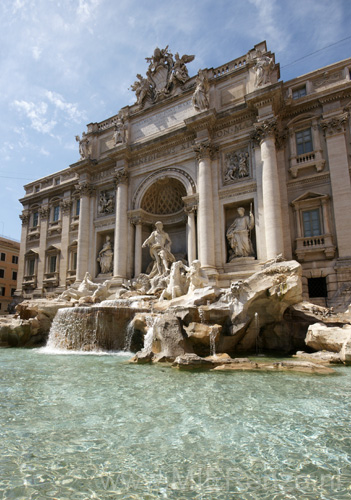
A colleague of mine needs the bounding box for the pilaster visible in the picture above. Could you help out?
[321,112,351,258]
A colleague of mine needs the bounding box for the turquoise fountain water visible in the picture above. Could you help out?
[1,348,351,499]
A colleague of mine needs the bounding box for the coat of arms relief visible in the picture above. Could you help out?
[130,46,195,108]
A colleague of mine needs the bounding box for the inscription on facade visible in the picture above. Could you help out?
[214,119,253,138]
[130,140,195,167]
[131,99,194,141]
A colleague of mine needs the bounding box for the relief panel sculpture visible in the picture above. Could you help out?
[223,148,250,183]
[98,189,115,215]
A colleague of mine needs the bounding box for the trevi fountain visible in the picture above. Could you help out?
[1,220,351,499]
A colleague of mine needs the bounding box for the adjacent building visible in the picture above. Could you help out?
[0,237,20,313]
[17,41,351,307]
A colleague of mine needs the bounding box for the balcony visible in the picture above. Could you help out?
[23,275,37,289]
[289,150,325,178]
[295,233,335,261]
[43,272,59,287]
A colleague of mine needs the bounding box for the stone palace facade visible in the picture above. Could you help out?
[17,41,351,307]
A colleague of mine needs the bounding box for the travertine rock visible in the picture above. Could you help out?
[305,323,351,353]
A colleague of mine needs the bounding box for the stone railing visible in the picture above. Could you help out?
[295,233,335,261]
[289,150,325,178]
[213,56,247,78]
[23,275,37,289]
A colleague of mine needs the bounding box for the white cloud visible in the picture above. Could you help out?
[12,100,57,134]
[77,0,101,23]
[32,46,42,60]
[45,91,86,123]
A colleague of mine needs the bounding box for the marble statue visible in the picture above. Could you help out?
[254,55,274,87]
[171,52,195,85]
[186,259,209,293]
[92,280,112,302]
[142,221,175,277]
[58,272,98,301]
[192,70,209,112]
[97,236,113,274]
[160,261,188,300]
[131,46,195,107]
[75,132,89,160]
[226,207,255,260]
[113,112,127,145]
[131,74,151,108]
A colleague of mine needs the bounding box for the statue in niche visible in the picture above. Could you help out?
[226,207,255,261]
[113,112,127,145]
[224,151,249,182]
[142,221,175,277]
[75,132,90,160]
[254,55,274,87]
[98,191,114,214]
[97,235,113,274]
[192,69,209,112]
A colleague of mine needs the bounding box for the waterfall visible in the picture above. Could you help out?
[124,321,134,352]
[209,326,218,357]
[45,305,138,352]
[142,316,157,353]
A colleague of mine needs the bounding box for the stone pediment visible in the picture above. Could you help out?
[291,191,327,205]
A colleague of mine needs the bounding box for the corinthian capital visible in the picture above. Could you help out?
[19,211,29,226]
[60,199,72,215]
[114,168,129,187]
[321,113,348,137]
[39,205,50,220]
[75,182,95,197]
[193,141,218,161]
[251,118,278,145]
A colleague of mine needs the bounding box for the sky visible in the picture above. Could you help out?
[1,0,350,241]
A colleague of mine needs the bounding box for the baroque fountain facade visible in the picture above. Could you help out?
[6,41,351,367]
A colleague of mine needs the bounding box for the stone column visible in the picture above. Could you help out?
[16,211,29,293]
[59,199,72,288]
[184,205,197,264]
[75,182,93,282]
[37,204,50,292]
[193,141,217,272]
[321,113,351,257]
[253,119,284,259]
[113,168,129,279]
[132,216,143,277]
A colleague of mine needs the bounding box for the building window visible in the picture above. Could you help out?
[0,269,4,279]
[308,277,328,298]
[32,212,39,227]
[302,209,321,237]
[55,177,60,185]
[292,86,306,99]
[28,258,36,276]
[49,255,57,274]
[53,205,60,222]
[11,288,16,296]
[12,255,18,264]
[12,271,17,281]
[75,199,80,217]
[0,253,5,262]
[35,185,40,192]
[72,252,77,271]
[0,287,5,296]
[296,128,313,155]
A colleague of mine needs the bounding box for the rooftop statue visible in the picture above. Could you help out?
[130,46,195,108]
[75,132,90,160]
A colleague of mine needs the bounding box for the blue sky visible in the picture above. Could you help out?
[1,0,350,241]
